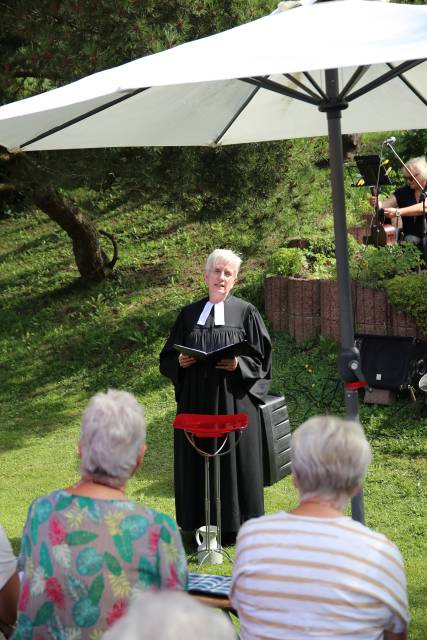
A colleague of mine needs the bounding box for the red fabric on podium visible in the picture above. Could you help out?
[173,413,248,438]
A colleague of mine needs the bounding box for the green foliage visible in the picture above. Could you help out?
[236,269,265,312]
[1,0,288,220]
[268,247,308,277]
[303,235,336,259]
[349,242,423,286]
[267,234,362,280]
[396,130,427,166]
[1,0,271,102]
[297,234,340,279]
[142,142,292,216]
[385,274,427,333]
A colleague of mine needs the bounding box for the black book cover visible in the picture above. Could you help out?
[173,340,249,362]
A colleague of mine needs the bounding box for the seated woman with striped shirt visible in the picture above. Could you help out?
[230,415,408,640]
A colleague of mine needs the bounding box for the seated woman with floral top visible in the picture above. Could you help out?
[13,389,187,640]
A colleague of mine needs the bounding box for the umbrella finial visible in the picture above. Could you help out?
[277,1,301,10]
[276,0,317,12]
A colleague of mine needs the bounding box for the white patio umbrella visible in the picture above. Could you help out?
[0,1,425,151]
[1,0,426,520]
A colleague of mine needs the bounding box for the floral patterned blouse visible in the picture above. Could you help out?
[12,490,188,640]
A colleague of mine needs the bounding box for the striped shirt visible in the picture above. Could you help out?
[230,512,408,640]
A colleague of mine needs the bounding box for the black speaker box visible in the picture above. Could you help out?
[259,394,292,486]
[355,334,427,390]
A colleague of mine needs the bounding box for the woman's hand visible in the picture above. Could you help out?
[216,357,239,372]
[383,207,403,227]
[384,206,399,216]
[178,353,197,368]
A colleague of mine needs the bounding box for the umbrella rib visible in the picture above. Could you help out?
[20,87,149,149]
[213,84,260,145]
[241,76,320,106]
[337,65,370,102]
[283,73,323,100]
[302,73,327,100]
[386,62,427,106]
[345,59,425,102]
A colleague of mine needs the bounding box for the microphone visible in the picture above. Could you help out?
[384,136,396,145]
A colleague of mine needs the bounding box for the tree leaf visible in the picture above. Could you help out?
[119,514,148,540]
[66,531,98,546]
[34,497,52,525]
[76,547,104,576]
[39,541,53,578]
[73,597,100,628]
[113,532,133,563]
[31,517,39,546]
[160,526,171,544]
[55,493,73,511]
[104,552,122,576]
[88,574,104,606]
[138,556,159,588]
[33,601,54,626]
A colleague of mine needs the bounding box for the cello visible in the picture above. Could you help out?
[367,186,399,246]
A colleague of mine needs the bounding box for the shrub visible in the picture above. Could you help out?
[268,247,308,277]
[349,242,422,286]
[304,235,337,259]
[385,274,427,334]
[268,234,362,280]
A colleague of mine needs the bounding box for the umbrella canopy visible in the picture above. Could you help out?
[0,0,425,151]
[1,0,426,521]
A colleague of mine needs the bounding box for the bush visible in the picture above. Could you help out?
[268,234,362,280]
[303,235,337,259]
[268,247,308,277]
[385,274,427,333]
[349,242,423,286]
[305,234,360,279]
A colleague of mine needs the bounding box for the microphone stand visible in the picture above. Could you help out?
[369,185,381,248]
[386,141,427,267]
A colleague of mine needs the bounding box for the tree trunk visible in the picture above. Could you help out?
[1,151,117,280]
[33,185,117,280]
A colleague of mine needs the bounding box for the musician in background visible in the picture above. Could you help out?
[369,155,427,247]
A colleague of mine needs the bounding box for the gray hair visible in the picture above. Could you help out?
[404,156,427,180]
[80,389,146,488]
[205,249,242,275]
[103,591,236,640]
[292,415,371,501]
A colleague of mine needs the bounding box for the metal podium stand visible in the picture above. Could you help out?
[173,413,248,565]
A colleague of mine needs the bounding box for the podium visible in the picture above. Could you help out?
[173,413,248,564]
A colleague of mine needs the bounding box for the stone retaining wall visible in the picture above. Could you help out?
[265,276,426,342]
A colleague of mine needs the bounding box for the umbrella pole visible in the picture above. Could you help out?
[324,69,365,524]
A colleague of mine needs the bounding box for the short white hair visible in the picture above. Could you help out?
[205,249,242,275]
[292,415,371,501]
[103,591,236,640]
[80,389,146,488]
[404,156,427,180]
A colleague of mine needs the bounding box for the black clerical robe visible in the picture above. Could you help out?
[160,295,272,533]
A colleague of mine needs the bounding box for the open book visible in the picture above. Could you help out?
[173,340,249,362]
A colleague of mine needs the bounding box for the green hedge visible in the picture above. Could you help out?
[385,274,427,334]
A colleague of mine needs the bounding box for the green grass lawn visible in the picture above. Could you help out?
[1,203,426,637]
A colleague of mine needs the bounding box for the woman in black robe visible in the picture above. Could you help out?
[160,249,272,541]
